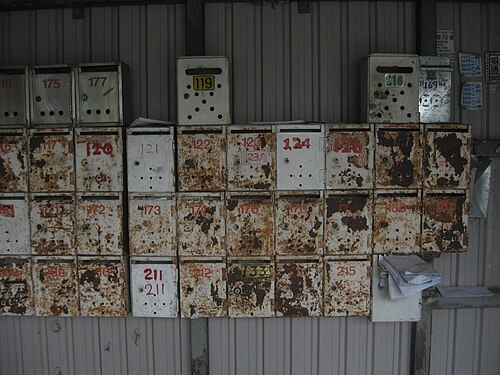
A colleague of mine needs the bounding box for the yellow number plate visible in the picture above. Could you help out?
[193,75,215,91]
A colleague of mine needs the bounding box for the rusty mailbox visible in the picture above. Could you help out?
[131,257,178,317]
[275,257,323,317]
[324,256,371,317]
[424,124,471,190]
[78,256,127,317]
[275,191,324,256]
[276,123,325,190]
[180,258,227,318]
[228,258,274,317]
[325,191,373,256]
[326,124,374,190]
[227,125,276,191]
[0,66,29,127]
[0,257,33,315]
[32,257,79,316]
[30,65,75,127]
[226,192,274,257]
[419,56,452,123]
[373,190,421,254]
[177,193,225,257]
[0,193,30,255]
[423,191,469,253]
[0,129,28,192]
[375,124,422,189]
[177,56,231,126]
[75,128,123,192]
[30,193,75,256]
[126,127,175,193]
[76,193,124,255]
[76,62,129,126]
[177,126,226,191]
[361,54,420,123]
[29,128,75,192]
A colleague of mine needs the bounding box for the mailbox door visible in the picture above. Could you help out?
[325,192,372,256]
[0,194,30,255]
[0,257,33,315]
[131,258,178,317]
[180,261,227,318]
[129,194,176,256]
[76,193,123,255]
[0,130,28,192]
[126,128,175,192]
[228,261,274,317]
[29,129,75,192]
[0,69,28,127]
[324,259,371,317]
[30,194,75,256]
[75,128,123,191]
[33,257,79,316]
[276,260,323,317]
[226,194,274,256]
[419,62,452,123]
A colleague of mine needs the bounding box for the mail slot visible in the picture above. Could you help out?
[276,123,325,190]
[130,257,178,317]
[128,193,176,256]
[375,124,422,189]
[30,65,75,127]
[275,257,323,317]
[324,256,371,317]
[0,257,33,315]
[325,191,373,256]
[422,191,469,253]
[177,56,231,125]
[226,192,274,257]
[177,126,226,191]
[419,56,452,123]
[30,193,75,256]
[180,258,227,318]
[423,124,471,190]
[32,257,79,316]
[0,66,29,127]
[0,193,30,255]
[228,258,274,317]
[75,128,123,192]
[126,127,175,193]
[78,256,127,317]
[0,129,28,192]
[373,190,421,254]
[275,191,324,256]
[177,193,225,257]
[227,125,276,191]
[29,129,75,192]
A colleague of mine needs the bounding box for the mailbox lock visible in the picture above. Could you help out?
[283,158,290,164]
[81,94,88,101]
[234,287,241,294]
[35,96,42,102]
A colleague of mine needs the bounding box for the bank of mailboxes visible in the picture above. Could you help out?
[0,129,28,192]
[0,67,29,128]
[419,56,452,123]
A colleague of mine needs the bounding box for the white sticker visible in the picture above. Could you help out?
[436,30,455,62]
[459,53,482,77]
[461,82,482,110]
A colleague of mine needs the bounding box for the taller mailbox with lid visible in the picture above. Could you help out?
[0,66,29,128]
[419,56,452,123]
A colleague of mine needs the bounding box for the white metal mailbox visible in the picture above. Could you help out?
[276,123,325,190]
[419,56,452,123]
[128,193,176,256]
[126,127,175,193]
[361,54,420,123]
[30,65,75,127]
[30,193,75,256]
[177,56,231,125]
[76,62,129,126]
[75,128,123,192]
[0,129,28,192]
[76,193,124,255]
[326,124,374,190]
[0,257,33,315]
[0,66,29,127]
[32,257,79,316]
[227,125,276,191]
[28,128,75,192]
[0,193,30,255]
[130,257,178,318]
[325,191,373,256]
[180,258,227,318]
[78,256,127,317]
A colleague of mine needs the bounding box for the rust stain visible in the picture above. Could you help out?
[0,260,33,315]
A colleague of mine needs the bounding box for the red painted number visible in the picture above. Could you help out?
[42,79,61,89]
[144,268,163,281]
[295,267,307,277]
[40,140,58,150]
[334,135,363,153]
[140,143,159,155]
[42,205,62,218]
[192,138,212,150]
[86,204,106,216]
[97,267,112,277]
[0,266,21,278]
[42,266,65,278]
[338,202,349,213]
[245,152,266,164]
[0,142,12,152]
[0,79,12,89]
[435,200,455,213]
[0,204,14,217]
[86,142,113,156]
[287,203,309,214]
[191,267,212,279]
[387,202,407,213]
[88,76,107,87]
[239,203,259,215]
[142,205,161,215]
[283,137,311,151]
[243,136,262,149]
[336,265,356,277]
[145,283,165,296]
[190,203,206,215]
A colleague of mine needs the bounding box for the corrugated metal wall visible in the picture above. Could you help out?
[0,2,498,375]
